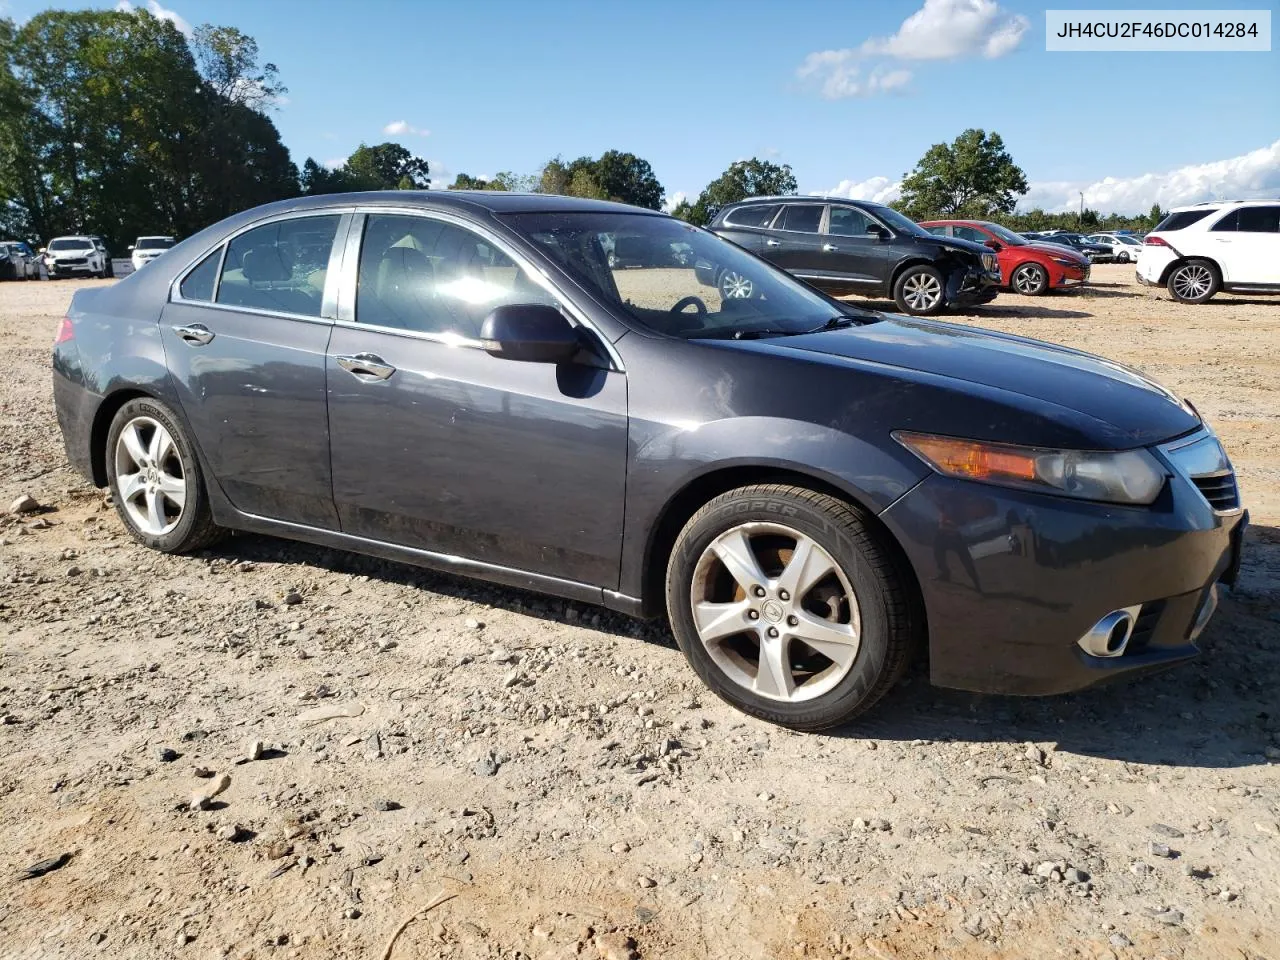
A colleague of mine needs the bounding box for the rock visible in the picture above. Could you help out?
[1218,890,1237,902]
[593,932,638,960]
[373,799,400,812]
[870,818,891,832]
[1035,861,1064,881]
[215,823,244,842]
[611,841,631,854]
[154,746,180,763]
[297,702,364,725]
[375,637,398,652]
[9,494,39,515]
[1149,823,1184,839]
[1024,743,1045,765]
[1109,933,1133,948]
[190,773,231,810]
[1149,842,1176,859]
[66,566,82,578]
[473,753,499,777]
[192,766,214,779]
[1131,861,1154,876]
[464,617,483,630]
[343,907,361,920]
[637,876,656,888]
[266,841,292,860]
[502,669,520,688]
[283,591,303,605]
[1147,907,1184,926]
[246,740,264,762]
[1064,867,1089,884]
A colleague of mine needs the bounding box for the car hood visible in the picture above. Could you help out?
[752,316,1200,447]
[1025,242,1089,264]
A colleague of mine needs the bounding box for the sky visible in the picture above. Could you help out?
[6,0,1279,214]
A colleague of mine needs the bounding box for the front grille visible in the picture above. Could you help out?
[57,257,87,266]
[1191,473,1240,511]
[982,253,999,273]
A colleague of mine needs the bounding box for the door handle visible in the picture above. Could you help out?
[335,353,396,381]
[172,323,214,346]
[822,244,839,252]
[764,239,780,247]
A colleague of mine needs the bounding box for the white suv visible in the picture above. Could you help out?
[130,235,175,271]
[1137,200,1280,303]
[41,235,109,279]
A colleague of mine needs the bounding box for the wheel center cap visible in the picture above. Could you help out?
[761,599,785,623]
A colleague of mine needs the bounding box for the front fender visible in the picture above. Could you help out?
[618,413,928,600]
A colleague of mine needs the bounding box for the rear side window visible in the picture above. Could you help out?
[217,215,341,318]
[179,248,222,302]
[1238,206,1280,233]
[1154,209,1216,232]
[778,204,824,233]
[951,225,989,244]
[722,204,779,228]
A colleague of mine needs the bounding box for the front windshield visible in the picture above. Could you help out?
[49,238,92,252]
[865,204,930,237]
[980,222,1028,246]
[502,212,870,339]
[136,237,175,251]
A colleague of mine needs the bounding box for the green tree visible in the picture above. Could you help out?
[191,25,285,110]
[304,142,429,195]
[897,129,1028,220]
[683,158,797,225]
[450,173,506,190]
[1148,203,1166,228]
[536,152,664,207]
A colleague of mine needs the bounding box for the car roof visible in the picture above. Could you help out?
[725,195,889,209]
[243,191,664,218]
[49,235,94,241]
[1169,198,1279,212]
[136,235,175,240]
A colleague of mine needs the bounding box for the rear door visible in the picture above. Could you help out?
[324,211,628,587]
[159,212,346,529]
[822,205,890,288]
[769,203,827,275]
[713,203,780,255]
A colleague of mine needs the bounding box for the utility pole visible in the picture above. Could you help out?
[1079,191,1085,228]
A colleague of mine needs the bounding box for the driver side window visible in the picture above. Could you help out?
[355,214,553,336]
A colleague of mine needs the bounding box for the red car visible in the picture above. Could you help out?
[919,220,1090,296]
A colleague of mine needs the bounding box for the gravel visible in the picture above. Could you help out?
[1,270,1277,957]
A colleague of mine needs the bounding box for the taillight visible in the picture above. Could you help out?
[54,317,74,345]
[1144,236,1169,246]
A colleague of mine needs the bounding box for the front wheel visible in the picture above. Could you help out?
[1167,260,1219,304]
[106,398,223,553]
[1010,262,1049,296]
[665,484,917,731]
[893,265,946,315]
[1116,250,1131,264]
[718,268,754,300]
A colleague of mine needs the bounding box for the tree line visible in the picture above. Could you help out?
[1,8,1161,254]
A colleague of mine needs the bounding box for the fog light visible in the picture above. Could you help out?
[1077,605,1142,658]
[1188,584,1219,643]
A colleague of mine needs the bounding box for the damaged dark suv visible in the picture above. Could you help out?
[708,196,1002,315]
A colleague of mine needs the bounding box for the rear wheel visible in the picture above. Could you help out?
[1167,259,1219,304]
[106,398,223,553]
[666,484,917,731]
[1011,262,1049,296]
[892,265,945,315]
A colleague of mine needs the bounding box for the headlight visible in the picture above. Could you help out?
[894,432,1166,505]
[1050,256,1076,265]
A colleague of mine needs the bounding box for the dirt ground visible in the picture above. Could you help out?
[1,264,1277,960]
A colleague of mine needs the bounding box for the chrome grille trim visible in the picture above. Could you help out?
[1158,428,1242,513]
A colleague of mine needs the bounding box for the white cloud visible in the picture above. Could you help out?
[812,176,903,205]
[322,157,346,171]
[862,0,1029,60]
[814,140,1280,216]
[1018,140,1280,214]
[382,120,430,138]
[797,0,1025,98]
[115,0,192,37]
[662,191,689,213]
[424,160,452,189]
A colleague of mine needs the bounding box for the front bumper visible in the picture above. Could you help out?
[47,261,94,276]
[947,268,1002,307]
[880,465,1245,696]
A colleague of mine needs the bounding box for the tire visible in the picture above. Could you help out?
[1166,259,1219,304]
[105,259,115,278]
[1010,262,1049,296]
[665,483,918,731]
[105,397,223,553]
[1116,251,1131,264]
[892,265,946,315]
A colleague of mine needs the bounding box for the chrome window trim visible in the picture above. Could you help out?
[169,207,357,315]
[769,203,828,236]
[721,204,782,229]
[343,205,626,371]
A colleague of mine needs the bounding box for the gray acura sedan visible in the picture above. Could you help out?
[52,193,1246,730]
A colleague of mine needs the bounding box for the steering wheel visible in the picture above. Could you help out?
[670,295,708,316]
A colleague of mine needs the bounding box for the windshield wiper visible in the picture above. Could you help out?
[803,315,864,334]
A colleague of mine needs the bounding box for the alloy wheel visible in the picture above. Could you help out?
[114,416,187,536]
[1012,264,1045,295]
[719,270,753,299]
[901,272,942,311]
[1172,264,1213,300]
[689,522,861,703]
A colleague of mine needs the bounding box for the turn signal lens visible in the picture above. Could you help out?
[894,432,1166,505]
[54,317,74,345]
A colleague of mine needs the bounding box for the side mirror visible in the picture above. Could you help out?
[984,239,1003,252]
[127,245,135,251]
[480,304,580,364]
[38,247,46,254]
[865,223,888,241]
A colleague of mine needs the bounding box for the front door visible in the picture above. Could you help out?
[1230,205,1280,283]
[824,205,891,288]
[325,212,628,587]
[159,213,345,528]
